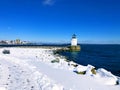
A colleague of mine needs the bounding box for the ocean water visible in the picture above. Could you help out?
[59,44,120,77]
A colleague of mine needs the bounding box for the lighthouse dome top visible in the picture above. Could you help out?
[72,34,76,39]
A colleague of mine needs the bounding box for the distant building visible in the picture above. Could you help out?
[5,40,11,44]
[0,40,7,44]
[15,39,21,44]
[0,39,28,45]
[22,41,28,44]
[10,40,15,44]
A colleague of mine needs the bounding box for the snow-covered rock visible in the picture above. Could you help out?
[73,64,96,76]
[96,68,118,85]
[74,65,87,72]
[68,61,77,66]
[85,64,95,75]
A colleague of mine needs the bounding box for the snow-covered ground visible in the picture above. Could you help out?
[0,47,120,90]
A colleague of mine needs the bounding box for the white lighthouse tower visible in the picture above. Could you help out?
[71,34,77,46]
[69,34,80,51]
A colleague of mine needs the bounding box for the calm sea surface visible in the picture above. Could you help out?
[59,44,120,77]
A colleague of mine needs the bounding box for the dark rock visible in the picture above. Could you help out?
[2,50,10,54]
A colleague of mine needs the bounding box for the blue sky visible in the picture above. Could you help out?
[0,0,120,44]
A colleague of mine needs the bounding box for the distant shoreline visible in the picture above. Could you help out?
[0,44,66,48]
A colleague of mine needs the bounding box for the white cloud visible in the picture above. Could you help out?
[43,0,55,6]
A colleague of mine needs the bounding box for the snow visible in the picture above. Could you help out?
[0,47,120,90]
[95,68,118,85]
[74,64,87,72]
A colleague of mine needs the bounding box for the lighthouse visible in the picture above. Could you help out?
[71,34,77,46]
[69,34,80,51]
